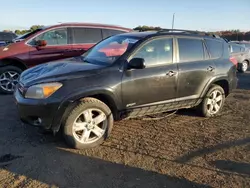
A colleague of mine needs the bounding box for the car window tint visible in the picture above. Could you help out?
[72,28,102,44]
[178,38,204,62]
[35,28,68,45]
[132,38,173,66]
[232,45,241,53]
[102,29,126,39]
[205,39,223,59]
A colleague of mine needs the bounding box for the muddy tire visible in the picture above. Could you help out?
[199,84,225,117]
[63,97,113,149]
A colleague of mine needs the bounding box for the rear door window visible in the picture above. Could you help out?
[72,28,102,44]
[178,38,204,62]
[205,39,223,59]
[231,45,242,53]
[102,29,126,39]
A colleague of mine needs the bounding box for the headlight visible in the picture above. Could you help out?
[25,82,62,99]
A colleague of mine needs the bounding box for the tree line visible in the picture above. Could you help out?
[2,25,250,41]
[134,26,250,41]
[3,25,44,35]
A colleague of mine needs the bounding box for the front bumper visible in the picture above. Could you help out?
[14,88,61,130]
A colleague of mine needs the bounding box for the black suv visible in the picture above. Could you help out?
[14,29,238,149]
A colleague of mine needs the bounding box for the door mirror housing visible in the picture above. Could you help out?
[128,58,146,69]
[36,40,47,47]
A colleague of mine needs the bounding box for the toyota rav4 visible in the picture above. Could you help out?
[14,29,238,149]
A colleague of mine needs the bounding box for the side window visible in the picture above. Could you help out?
[178,38,204,62]
[240,47,246,52]
[205,39,223,59]
[102,29,125,39]
[232,45,241,53]
[132,38,173,66]
[34,28,68,45]
[72,28,102,44]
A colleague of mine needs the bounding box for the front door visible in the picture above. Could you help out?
[28,27,73,67]
[121,37,178,112]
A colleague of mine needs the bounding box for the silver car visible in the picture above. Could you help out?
[229,42,250,73]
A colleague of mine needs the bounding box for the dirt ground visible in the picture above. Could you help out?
[0,72,249,188]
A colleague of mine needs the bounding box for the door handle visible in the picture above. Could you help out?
[207,66,215,72]
[166,71,177,77]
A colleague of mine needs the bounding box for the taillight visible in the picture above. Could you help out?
[230,57,238,67]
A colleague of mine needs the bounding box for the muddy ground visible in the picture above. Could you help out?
[0,72,249,188]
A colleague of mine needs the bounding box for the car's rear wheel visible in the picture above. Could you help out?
[63,98,113,149]
[238,61,248,73]
[0,66,22,94]
[199,85,225,117]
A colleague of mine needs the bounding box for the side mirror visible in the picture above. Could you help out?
[36,40,47,47]
[128,58,146,69]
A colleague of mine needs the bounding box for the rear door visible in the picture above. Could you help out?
[176,37,217,106]
[28,27,72,66]
[69,27,103,56]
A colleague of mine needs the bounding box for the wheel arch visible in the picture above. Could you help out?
[0,58,28,70]
[196,77,230,106]
[51,88,121,133]
[243,59,249,65]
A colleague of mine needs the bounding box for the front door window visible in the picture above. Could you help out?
[29,28,68,46]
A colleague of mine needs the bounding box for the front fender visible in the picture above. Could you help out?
[50,86,121,132]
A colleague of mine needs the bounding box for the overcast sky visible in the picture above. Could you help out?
[1,0,249,31]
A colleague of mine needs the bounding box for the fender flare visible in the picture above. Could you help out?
[195,75,230,105]
[50,87,122,132]
[0,58,27,69]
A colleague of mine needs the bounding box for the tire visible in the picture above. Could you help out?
[199,84,225,117]
[0,66,22,94]
[238,61,248,73]
[63,97,114,149]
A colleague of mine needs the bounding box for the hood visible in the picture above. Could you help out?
[0,41,25,58]
[20,59,104,86]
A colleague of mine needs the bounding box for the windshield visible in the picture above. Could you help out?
[82,35,139,65]
[15,28,44,40]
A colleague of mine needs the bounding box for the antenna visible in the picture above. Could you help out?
[172,13,175,30]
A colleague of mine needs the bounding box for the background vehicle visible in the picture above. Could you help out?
[229,41,250,49]
[0,23,132,93]
[229,42,250,73]
[15,29,237,149]
[0,32,17,47]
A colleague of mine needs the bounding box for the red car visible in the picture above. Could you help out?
[0,23,132,93]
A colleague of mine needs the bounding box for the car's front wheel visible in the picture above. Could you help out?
[63,98,113,149]
[199,85,225,117]
[0,66,22,94]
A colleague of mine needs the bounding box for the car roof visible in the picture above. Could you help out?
[44,22,132,32]
[117,30,225,41]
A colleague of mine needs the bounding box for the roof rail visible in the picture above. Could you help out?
[156,28,220,38]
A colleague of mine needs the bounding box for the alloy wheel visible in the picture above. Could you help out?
[207,90,223,115]
[242,62,248,72]
[72,108,107,144]
[0,71,20,92]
